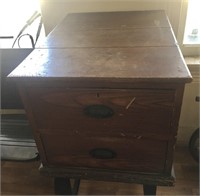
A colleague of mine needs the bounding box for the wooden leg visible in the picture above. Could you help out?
[54,177,72,195]
[72,178,81,195]
[143,184,157,195]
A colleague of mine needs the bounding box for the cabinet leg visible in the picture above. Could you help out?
[143,184,157,195]
[72,178,81,195]
[54,177,72,195]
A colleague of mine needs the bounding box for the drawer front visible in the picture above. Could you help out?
[41,133,167,173]
[27,88,175,137]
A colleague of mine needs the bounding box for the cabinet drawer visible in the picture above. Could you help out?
[27,88,175,136]
[41,133,167,173]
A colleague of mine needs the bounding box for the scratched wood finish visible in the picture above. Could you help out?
[19,83,183,176]
[41,28,177,48]
[8,11,191,83]
[8,47,191,82]
[40,11,175,48]
[27,88,174,136]
[46,10,171,31]
[8,11,192,191]
[41,134,168,173]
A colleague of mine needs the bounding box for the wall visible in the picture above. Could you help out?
[40,0,182,37]
[178,58,200,145]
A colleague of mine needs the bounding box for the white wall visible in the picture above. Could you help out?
[40,0,182,37]
[178,60,200,145]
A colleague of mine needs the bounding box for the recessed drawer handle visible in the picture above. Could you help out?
[84,104,114,118]
[90,148,117,159]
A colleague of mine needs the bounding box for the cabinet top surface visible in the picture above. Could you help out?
[9,10,192,83]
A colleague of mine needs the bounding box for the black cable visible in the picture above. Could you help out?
[17,34,35,48]
[34,18,43,46]
[12,11,41,48]
[0,36,14,39]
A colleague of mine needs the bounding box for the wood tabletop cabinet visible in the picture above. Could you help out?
[8,10,192,195]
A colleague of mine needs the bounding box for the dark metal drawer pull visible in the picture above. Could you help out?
[84,104,114,118]
[90,148,116,159]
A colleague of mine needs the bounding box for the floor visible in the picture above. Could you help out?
[1,145,199,195]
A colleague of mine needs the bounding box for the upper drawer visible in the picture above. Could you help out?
[27,88,175,137]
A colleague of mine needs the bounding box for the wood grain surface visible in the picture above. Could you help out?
[8,11,192,83]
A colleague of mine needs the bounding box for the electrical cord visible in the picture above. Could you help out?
[34,17,43,46]
[12,11,41,48]
[17,34,35,48]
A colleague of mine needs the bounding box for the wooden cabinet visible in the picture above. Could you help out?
[25,88,174,173]
[9,10,192,195]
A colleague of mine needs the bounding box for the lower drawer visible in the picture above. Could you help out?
[41,134,167,173]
